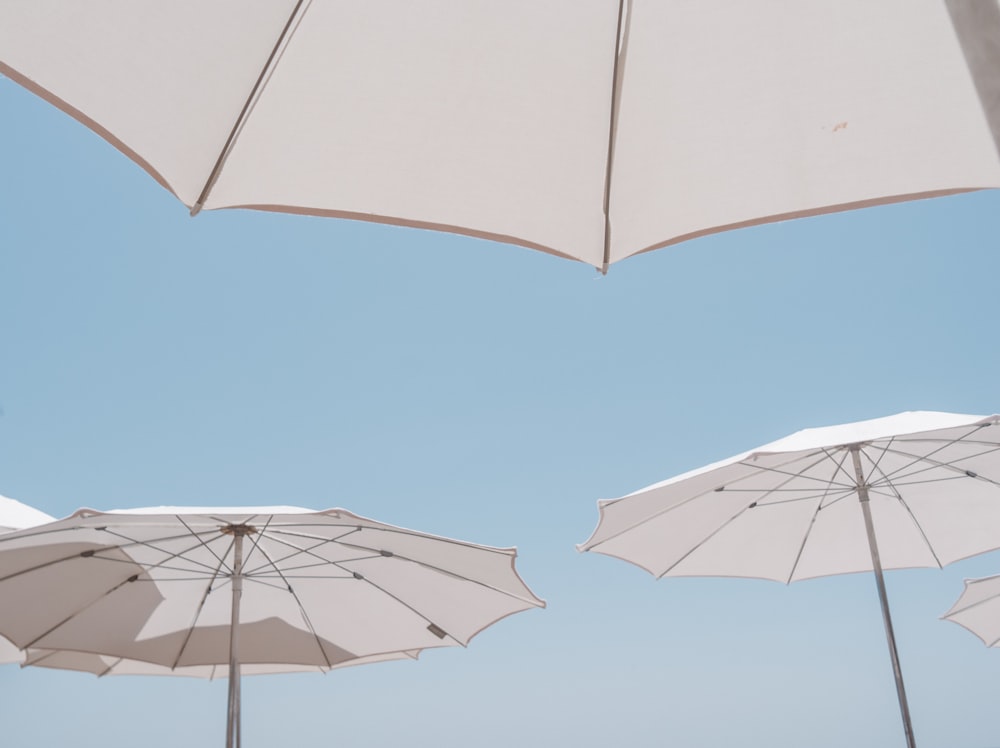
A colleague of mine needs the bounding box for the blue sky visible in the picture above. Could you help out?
[2,74,1000,748]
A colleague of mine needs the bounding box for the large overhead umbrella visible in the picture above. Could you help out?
[0,505,545,748]
[579,411,1000,748]
[942,573,1000,648]
[1,1,997,271]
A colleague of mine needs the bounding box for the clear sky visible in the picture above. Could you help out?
[2,72,1000,748]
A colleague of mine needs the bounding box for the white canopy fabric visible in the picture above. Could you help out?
[0,505,543,662]
[0,493,56,533]
[579,411,1000,581]
[0,502,423,676]
[2,1,997,270]
[579,410,1000,748]
[942,573,1000,647]
[0,506,544,747]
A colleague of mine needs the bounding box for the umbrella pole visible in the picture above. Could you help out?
[850,447,917,748]
[225,528,246,748]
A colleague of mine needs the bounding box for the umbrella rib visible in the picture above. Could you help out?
[238,575,306,590]
[738,452,856,492]
[744,489,855,507]
[0,547,111,583]
[170,540,235,670]
[871,474,987,489]
[238,534,465,646]
[659,451,850,578]
[0,523,85,545]
[263,531,540,607]
[133,575,230,583]
[866,436,895,480]
[189,0,312,215]
[335,539,541,605]
[249,533,371,571]
[600,0,628,274]
[819,447,862,494]
[656,503,755,578]
[830,443,942,568]
[240,515,275,570]
[177,515,234,574]
[728,457,834,508]
[784,499,824,585]
[79,554,219,579]
[250,543,334,669]
[247,557,376,576]
[24,573,142,649]
[96,657,120,678]
[94,526,231,577]
[875,444,1000,488]
[785,452,852,583]
[181,518,517,560]
[809,449,859,511]
[867,457,944,569]
[249,573,361,581]
[892,436,1000,447]
[587,451,844,550]
[711,486,842,494]
[266,524,518,557]
[245,527,363,571]
[249,532,366,572]
[945,590,1000,617]
[241,534,348,578]
[870,424,996,484]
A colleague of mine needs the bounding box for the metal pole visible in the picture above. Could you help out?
[225,530,245,748]
[850,446,917,748]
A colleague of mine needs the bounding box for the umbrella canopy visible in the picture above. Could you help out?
[1,1,997,271]
[579,411,1000,748]
[0,505,544,748]
[0,493,56,533]
[0,499,419,676]
[0,493,56,665]
[942,574,1000,648]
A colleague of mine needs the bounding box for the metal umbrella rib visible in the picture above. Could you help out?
[189,0,311,216]
[865,459,944,570]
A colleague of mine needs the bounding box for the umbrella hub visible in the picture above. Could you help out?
[220,523,257,537]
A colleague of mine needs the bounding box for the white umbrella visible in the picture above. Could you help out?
[0,505,545,748]
[0,498,419,677]
[1,1,997,271]
[942,573,1000,648]
[579,411,1000,748]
